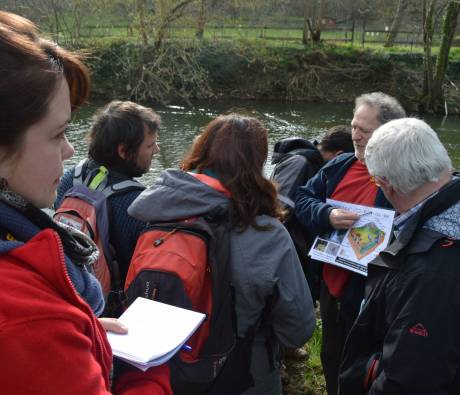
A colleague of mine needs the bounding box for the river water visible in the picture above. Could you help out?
[68,100,460,186]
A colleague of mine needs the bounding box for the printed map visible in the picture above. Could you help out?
[348,222,385,260]
[309,199,395,276]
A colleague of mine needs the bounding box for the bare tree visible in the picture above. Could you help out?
[136,0,149,45]
[195,0,207,39]
[304,0,325,44]
[432,0,460,111]
[360,2,369,47]
[155,0,196,49]
[421,0,437,112]
[302,0,309,44]
[384,0,410,47]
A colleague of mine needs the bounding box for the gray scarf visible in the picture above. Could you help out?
[0,179,105,316]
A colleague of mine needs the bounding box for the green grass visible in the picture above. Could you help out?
[284,319,326,395]
[55,23,460,63]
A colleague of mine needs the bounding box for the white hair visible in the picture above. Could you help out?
[365,118,452,195]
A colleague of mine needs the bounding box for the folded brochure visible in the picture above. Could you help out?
[309,199,395,276]
[107,297,206,371]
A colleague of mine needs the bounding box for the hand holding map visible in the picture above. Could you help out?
[309,199,395,276]
[329,209,360,229]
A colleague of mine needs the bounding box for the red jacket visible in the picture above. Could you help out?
[0,229,172,395]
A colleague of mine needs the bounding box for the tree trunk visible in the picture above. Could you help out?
[351,10,355,46]
[305,0,324,44]
[73,0,84,44]
[302,0,309,44]
[384,0,409,47]
[137,0,149,46]
[432,0,460,111]
[421,0,437,112]
[155,0,196,49]
[314,0,325,42]
[48,0,61,42]
[361,15,367,47]
[195,0,207,39]
[360,0,372,47]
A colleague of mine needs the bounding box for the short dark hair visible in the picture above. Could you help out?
[319,125,354,153]
[88,100,161,168]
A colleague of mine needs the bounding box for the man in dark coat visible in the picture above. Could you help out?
[339,118,460,395]
[295,92,405,395]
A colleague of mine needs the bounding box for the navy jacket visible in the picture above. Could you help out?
[294,153,391,311]
[295,153,391,236]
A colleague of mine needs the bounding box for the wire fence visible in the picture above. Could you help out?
[55,22,447,50]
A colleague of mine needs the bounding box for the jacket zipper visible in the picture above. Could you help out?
[52,231,105,381]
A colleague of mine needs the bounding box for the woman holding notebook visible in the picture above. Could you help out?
[0,11,171,395]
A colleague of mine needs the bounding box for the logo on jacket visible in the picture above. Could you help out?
[409,323,428,337]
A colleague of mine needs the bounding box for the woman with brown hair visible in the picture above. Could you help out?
[129,114,315,394]
[0,12,171,395]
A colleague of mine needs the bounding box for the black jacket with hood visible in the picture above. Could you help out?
[338,178,460,395]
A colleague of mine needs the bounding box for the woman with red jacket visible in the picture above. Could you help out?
[0,12,171,395]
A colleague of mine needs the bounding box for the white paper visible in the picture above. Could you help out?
[107,297,206,370]
[309,199,395,276]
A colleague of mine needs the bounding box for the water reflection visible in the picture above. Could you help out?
[68,100,460,187]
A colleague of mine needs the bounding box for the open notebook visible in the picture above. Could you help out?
[107,297,206,371]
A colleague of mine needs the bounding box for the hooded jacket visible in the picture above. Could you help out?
[129,169,316,393]
[338,178,460,395]
[0,229,113,394]
[0,201,172,395]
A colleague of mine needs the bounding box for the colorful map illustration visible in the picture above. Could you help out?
[348,222,385,260]
[309,199,395,276]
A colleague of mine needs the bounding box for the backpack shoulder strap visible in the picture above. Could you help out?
[102,179,145,198]
[73,159,110,191]
[71,159,144,198]
[73,159,87,185]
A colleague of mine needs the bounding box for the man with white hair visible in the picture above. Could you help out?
[295,92,405,395]
[338,118,460,395]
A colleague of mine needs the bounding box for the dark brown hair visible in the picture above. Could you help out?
[0,13,90,156]
[182,114,285,231]
[319,125,354,153]
[88,100,161,170]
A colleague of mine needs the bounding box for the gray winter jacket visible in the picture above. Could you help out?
[129,170,316,395]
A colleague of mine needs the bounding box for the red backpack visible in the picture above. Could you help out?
[54,160,144,316]
[124,173,255,395]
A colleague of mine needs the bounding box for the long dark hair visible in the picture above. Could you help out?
[182,113,285,231]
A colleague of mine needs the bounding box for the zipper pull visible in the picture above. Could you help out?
[153,228,177,247]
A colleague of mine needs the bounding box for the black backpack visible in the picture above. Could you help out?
[270,137,324,302]
[271,137,324,206]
